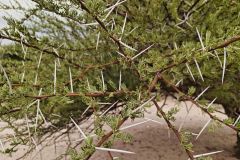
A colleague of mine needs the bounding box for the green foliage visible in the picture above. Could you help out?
[0,0,240,159]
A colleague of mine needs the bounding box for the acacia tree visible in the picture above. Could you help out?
[0,0,240,159]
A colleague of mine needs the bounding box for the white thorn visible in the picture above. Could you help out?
[0,139,5,153]
[96,32,100,50]
[206,97,217,109]
[100,101,118,117]
[69,67,73,93]
[116,51,126,58]
[53,48,61,67]
[101,70,105,91]
[196,119,211,140]
[86,78,91,91]
[175,79,183,87]
[104,0,127,12]
[131,44,154,60]
[21,70,25,83]
[194,58,204,81]
[196,27,205,51]
[25,114,31,141]
[194,86,210,101]
[0,63,12,94]
[214,51,223,68]
[31,137,40,151]
[190,150,224,159]
[222,47,227,84]
[81,105,91,117]
[37,51,43,69]
[70,117,87,139]
[186,63,195,82]
[120,13,127,41]
[27,100,38,109]
[133,96,156,113]
[120,120,150,130]
[20,37,27,59]
[53,60,57,95]
[233,115,240,126]
[144,118,163,124]
[95,147,135,154]
[119,70,122,90]
[103,0,120,21]
[34,73,38,85]
[119,41,137,51]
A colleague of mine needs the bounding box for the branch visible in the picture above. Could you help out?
[152,100,194,160]
[159,74,240,132]
[208,35,240,52]
[0,33,81,68]
[77,0,127,56]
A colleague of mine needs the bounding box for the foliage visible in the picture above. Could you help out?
[0,0,240,159]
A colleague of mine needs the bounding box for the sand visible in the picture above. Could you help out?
[0,97,238,160]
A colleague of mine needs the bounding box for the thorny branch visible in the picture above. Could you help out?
[152,100,194,160]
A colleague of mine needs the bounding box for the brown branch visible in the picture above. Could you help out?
[65,60,119,86]
[85,117,128,160]
[208,35,240,52]
[159,75,240,132]
[152,100,194,160]
[25,90,132,100]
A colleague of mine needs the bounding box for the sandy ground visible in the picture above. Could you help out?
[0,97,238,160]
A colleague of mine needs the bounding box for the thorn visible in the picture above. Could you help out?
[131,44,154,60]
[103,0,120,21]
[69,67,73,93]
[119,70,122,90]
[233,115,240,126]
[86,78,91,91]
[186,63,195,82]
[34,73,38,85]
[53,48,61,67]
[190,150,224,159]
[144,118,163,125]
[0,63,13,94]
[95,147,135,154]
[116,51,126,58]
[196,119,211,140]
[222,47,227,84]
[194,58,204,82]
[101,70,105,91]
[196,27,205,51]
[96,32,100,50]
[100,101,119,117]
[0,139,5,153]
[25,114,31,141]
[194,86,210,101]
[37,51,43,69]
[53,60,57,95]
[133,95,156,113]
[27,100,38,109]
[31,137,40,151]
[81,105,91,117]
[21,70,25,83]
[206,97,217,109]
[120,12,127,41]
[175,79,183,87]
[214,51,223,68]
[70,117,87,139]
[128,26,138,35]
[119,40,137,51]
[104,0,127,12]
